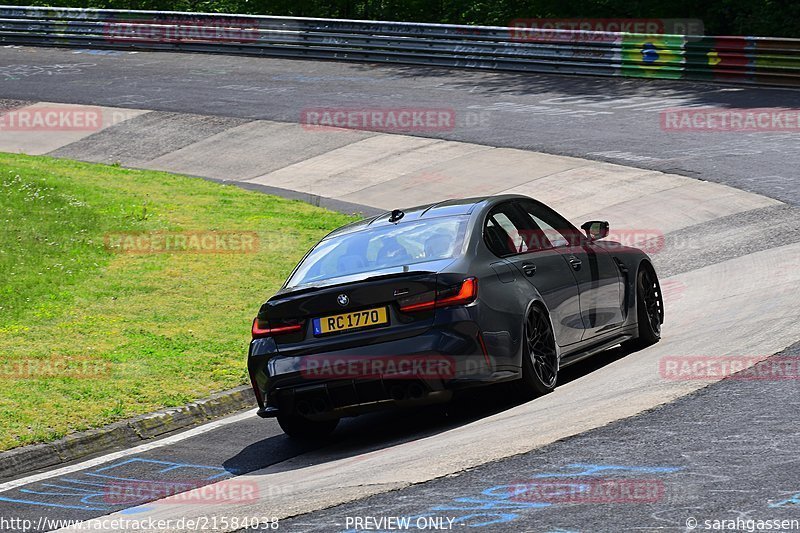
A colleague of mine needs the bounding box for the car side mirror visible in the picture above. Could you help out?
[581,220,609,240]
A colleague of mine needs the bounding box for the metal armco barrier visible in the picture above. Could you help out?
[1,6,799,87]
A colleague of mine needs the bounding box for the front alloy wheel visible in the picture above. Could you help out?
[623,266,663,350]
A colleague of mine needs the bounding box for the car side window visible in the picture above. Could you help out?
[484,203,532,256]
[519,201,580,249]
[527,213,568,248]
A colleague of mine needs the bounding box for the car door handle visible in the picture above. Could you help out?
[521,263,537,276]
[568,256,582,270]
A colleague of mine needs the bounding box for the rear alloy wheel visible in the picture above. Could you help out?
[623,266,663,350]
[277,414,339,439]
[514,305,559,399]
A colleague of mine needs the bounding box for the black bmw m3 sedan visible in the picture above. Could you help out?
[248,194,664,438]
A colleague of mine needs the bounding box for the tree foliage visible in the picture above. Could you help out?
[20,0,800,37]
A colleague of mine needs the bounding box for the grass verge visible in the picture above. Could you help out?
[0,153,357,451]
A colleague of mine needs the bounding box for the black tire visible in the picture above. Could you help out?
[277,414,339,439]
[513,305,559,400]
[623,265,664,350]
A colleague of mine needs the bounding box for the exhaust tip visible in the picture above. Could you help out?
[311,397,327,414]
[408,382,424,399]
[296,400,312,416]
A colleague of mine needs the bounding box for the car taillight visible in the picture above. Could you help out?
[399,277,477,313]
[251,317,304,339]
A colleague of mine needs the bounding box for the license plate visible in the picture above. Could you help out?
[313,307,389,335]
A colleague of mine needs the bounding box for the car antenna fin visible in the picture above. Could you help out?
[388,209,405,223]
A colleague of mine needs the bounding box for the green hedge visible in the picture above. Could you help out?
[17,0,800,37]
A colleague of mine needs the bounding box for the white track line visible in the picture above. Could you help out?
[0,409,256,493]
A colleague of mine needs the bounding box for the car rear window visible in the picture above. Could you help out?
[286,216,468,288]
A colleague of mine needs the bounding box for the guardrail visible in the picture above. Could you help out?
[1,6,799,87]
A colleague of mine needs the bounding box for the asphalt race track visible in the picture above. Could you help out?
[0,353,687,530]
[1,45,799,533]
[280,342,800,533]
[0,45,798,205]
[4,345,800,532]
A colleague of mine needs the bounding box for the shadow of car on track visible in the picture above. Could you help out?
[222,344,634,476]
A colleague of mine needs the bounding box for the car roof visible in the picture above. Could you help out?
[323,194,532,240]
